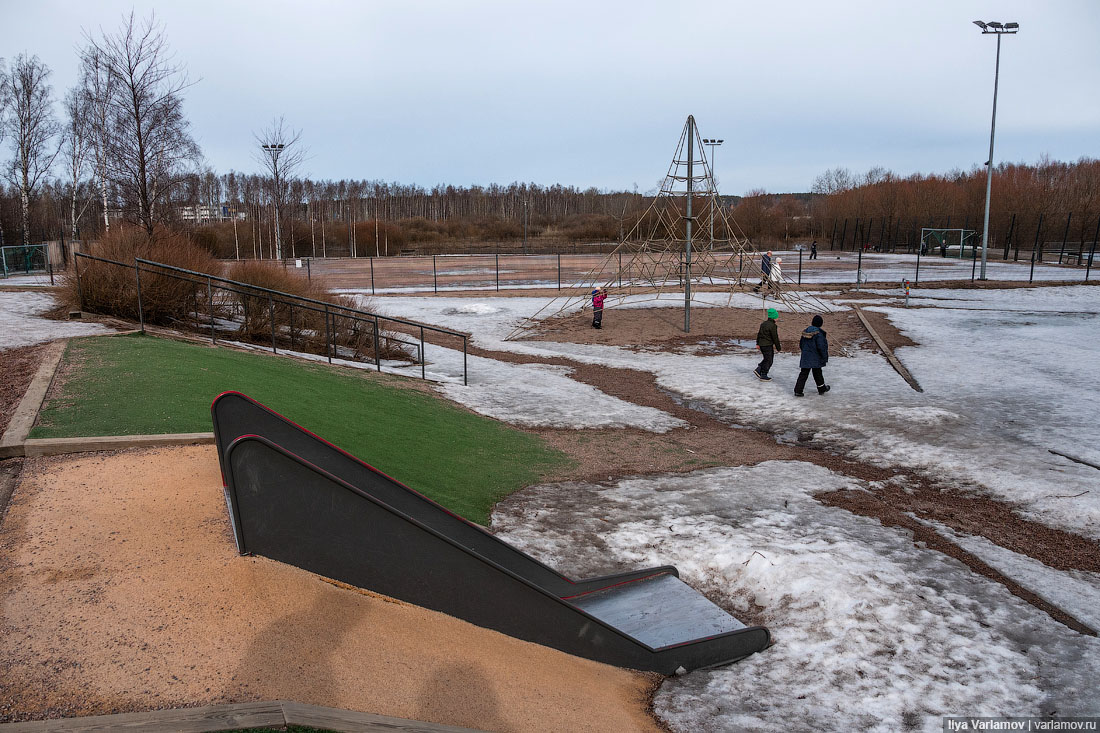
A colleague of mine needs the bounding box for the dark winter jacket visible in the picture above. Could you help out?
[756,319,781,350]
[760,253,772,277]
[799,326,828,368]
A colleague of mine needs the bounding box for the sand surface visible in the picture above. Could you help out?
[0,446,660,731]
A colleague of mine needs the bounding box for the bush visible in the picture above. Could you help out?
[64,225,222,325]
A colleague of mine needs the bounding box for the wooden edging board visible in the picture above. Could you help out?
[851,305,923,393]
[0,699,481,732]
[0,340,67,459]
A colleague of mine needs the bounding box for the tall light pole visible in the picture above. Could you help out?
[261,142,286,260]
[973,20,1018,280]
[703,138,723,243]
[523,199,528,254]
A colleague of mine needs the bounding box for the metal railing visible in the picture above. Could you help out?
[74,252,469,385]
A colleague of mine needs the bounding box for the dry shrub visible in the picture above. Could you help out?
[63,225,222,324]
[226,261,411,363]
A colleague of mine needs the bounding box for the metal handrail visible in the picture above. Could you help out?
[75,252,468,386]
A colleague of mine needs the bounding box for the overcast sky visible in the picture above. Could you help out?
[2,0,1098,195]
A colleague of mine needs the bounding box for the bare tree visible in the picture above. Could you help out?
[2,54,62,246]
[62,88,94,240]
[79,45,115,234]
[253,116,305,259]
[85,12,200,235]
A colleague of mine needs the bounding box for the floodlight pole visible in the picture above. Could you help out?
[974,20,1018,281]
[703,138,723,244]
[262,143,286,260]
[685,116,694,333]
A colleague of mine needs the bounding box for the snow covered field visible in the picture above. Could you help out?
[492,464,1100,730]
[361,284,1100,729]
[0,291,113,350]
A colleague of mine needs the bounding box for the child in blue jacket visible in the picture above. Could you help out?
[794,315,831,396]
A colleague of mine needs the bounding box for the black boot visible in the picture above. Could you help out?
[818,385,830,395]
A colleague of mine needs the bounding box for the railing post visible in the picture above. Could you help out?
[557,253,561,290]
[463,336,468,386]
[420,325,426,379]
[1086,241,1095,282]
[798,248,803,284]
[325,304,332,363]
[370,256,375,295]
[373,316,381,371]
[433,254,438,293]
[495,254,499,291]
[269,294,276,353]
[915,246,921,283]
[618,251,622,288]
[134,261,145,334]
[1029,250,1036,283]
[75,254,84,311]
[208,276,215,343]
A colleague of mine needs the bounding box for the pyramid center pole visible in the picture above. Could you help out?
[685,116,694,333]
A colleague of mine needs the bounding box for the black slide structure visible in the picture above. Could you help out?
[211,391,770,673]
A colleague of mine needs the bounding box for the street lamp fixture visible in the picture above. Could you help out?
[261,143,287,259]
[973,20,1018,280]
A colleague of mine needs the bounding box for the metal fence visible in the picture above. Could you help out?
[74,253,469,385]
[1,244,56,282]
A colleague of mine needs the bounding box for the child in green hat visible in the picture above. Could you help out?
[754,308,782,381]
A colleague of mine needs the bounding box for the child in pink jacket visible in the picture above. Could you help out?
[591,288,607,329]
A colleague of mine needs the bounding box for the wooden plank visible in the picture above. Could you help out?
[281,701,483,732]
[0,340,67,457]
[852,305,923,393]
[0,701,284,732]
[22,433,215,457]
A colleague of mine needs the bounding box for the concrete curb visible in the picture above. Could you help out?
[0,340,67,459]
[0,699,481,732]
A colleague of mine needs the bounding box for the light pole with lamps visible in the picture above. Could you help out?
[973,20,1018,280]
[261,142,286,260]
[703,138,723,243]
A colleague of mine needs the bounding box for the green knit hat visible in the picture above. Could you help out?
[767,308,778,319]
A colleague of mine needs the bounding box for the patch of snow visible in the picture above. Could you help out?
[0,291,114,350]
[917,518,1100,634]
[491,463,1100,730]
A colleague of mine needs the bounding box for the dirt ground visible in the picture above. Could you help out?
[521,304,915,354]
[0,446,661,731]
[0,344,48,437]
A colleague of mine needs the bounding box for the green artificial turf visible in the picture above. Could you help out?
[31,333,568,524]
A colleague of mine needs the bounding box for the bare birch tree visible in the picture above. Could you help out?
[1,54,62,245]
[85,12,200,235]
[79,46,115,234]
[254,116,305,259]
[62,88,93,240]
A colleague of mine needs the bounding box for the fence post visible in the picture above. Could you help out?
[463,336,468,386]
[325,305,332,363]
[856,245,862,286]
[208,276,215,343]
[1059,212,1072,264]
[420,326,426,379]
[370,256,375,295]
[915,246,921,283]
[1033,213,1044,264]
[618,251,623,288]
[306,258,311,281]
[134,261,145,334]
[75,254,84,310]
[373,316,381,371]
[798,248,803,284]
[557,253,561,290]
[495,254,499,291]
[269,294,276,353]
[1087,241,1095,282]
[433,254,438,293]
[1029,250,1036,283]
[971,240,977,281]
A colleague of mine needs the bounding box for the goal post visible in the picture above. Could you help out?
[920,228,979,258]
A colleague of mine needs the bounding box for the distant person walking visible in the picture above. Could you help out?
[794,314,830,396]
[753,251,773,293]
[754,307,782,381]
[810,240,818,260]
[591,287,607,329]
[769,258,783,290]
